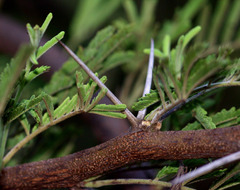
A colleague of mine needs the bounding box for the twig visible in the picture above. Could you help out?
[3,110,84,166]
[171,150,240,185]
[77,178,193,189]
[137,39,155,120]
[150,79,240,124]
[58,40,138,128]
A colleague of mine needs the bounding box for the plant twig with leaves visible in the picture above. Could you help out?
[2,2,240,188]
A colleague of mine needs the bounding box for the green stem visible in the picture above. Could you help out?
[14,85,24,104]
[2,110,83,166]
[0,121,10,169]
[79,178,194,189]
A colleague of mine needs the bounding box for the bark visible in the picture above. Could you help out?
[1,126,240,190]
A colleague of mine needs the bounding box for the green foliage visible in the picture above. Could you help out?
[42,25,133,103]
[0,13,67,167]
[210,163,240,190]
[134,25,240,123]
[0,45,33,116]
[156,166,179,180]
[69,0,122,47]
[36,31,65,59]
[90,104,127,119]
[196,0,240,44]
[132,90,159,111]
[212,107,240,128]
[192,106,216,129]
[182,107,240,131]
[4,92,48,124]
[26,13,65,65]
[25,66,50,82]
[156,0,207,45]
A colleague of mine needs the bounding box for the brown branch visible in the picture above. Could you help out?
[1,125,240,190]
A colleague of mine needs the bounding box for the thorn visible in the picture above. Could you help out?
[137,39,155,120]
[171,150,240,185]
[58,40,138,128]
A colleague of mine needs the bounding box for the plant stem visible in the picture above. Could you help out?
[0,121,10,169]
[2,110,83,166]
[78,178,193,189]
[58,40,138,128]
[137,39,154,120]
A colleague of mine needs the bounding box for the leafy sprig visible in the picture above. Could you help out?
[134,26,240,126]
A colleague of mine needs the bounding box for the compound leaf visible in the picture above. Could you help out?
[132,90,160,111]
[89,110,126,119]
[193,106,216,129]
[0,45,33,116]
[156,166,179,180]
[5,92,47,124]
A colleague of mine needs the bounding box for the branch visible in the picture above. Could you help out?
[1,125,240,189]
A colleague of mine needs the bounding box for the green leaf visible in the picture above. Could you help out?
[53,97,70,119]
[42,93,54,122]
[26,23,35,46]
[162,35,171,56]
[193,106,216,129]
[182,26,201,49]
[89,110,126,119]
[156,166,179,179]
[123,0,138,23]
[156,0,206,43]
[182,107,240,131]
[143,48,165,59]
[222,0,240,42]
[53,95,78,120]
[25,66,50,82]
[4,92,47,124]
[212,107,240,128]
[29,108,42,125]
[87,25,133,72]
[69,0,122,47]
[132,90,160,111]
[36,31,65,59]
[208,0,229,44]
[85,88,107,112]
[101,51,135,73]
[91,104,126,112]
[186,54,222,95]
[0,45,33,116]
[172,35,184,80]
[66,94,78,113]
[84,80,97,109]
[88,26,115,50]
[19,114,31,136]
[39,13,53,37]
[182,121,202,131]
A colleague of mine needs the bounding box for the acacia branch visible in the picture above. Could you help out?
[1,125,240,189]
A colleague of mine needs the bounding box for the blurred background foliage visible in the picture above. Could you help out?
[1,0,240,189]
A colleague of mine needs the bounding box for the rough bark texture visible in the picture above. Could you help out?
[1,126,240,190]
